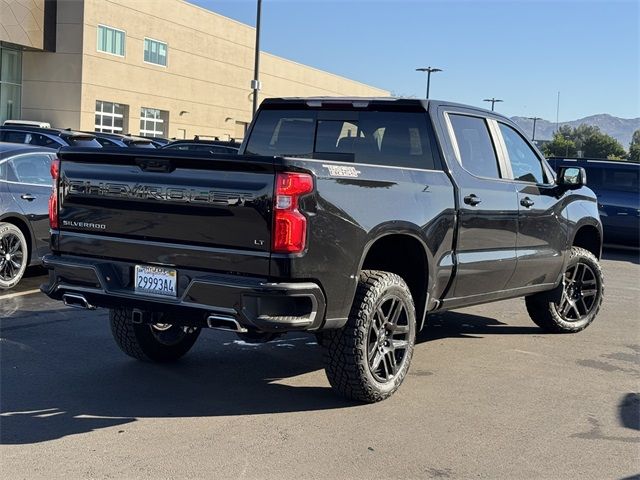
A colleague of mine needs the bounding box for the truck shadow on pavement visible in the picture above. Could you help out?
[1,308,542,445]
[417,312,541,342]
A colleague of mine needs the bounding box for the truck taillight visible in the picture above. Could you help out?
[49,158,60,229]
[272,172,313,253]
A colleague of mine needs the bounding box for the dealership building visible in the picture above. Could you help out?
[0,0,388,140]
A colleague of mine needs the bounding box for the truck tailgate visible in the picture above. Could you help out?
[56,149,275,276]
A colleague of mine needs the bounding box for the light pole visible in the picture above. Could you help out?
[416,67,442,99]
[483,98,503,111]
[527,116,542,142]
[251,0,263,118]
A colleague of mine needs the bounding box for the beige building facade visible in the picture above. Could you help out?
[0,0,388,140]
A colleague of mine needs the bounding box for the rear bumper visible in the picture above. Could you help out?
[41,254,327,332]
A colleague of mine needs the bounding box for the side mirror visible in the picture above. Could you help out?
[558,166,586,189]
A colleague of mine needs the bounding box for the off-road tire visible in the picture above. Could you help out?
[109,308,201,362]
[323,270,416,403]
[525,247,604,333]
[0,222,28,290]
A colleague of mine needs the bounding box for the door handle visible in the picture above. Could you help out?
[463,194,481,206]
[520,197,535,208]
[20,194,36,201]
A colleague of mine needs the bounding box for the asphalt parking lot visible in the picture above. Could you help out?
[1,250,638,480]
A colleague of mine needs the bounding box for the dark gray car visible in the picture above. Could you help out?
[0,143,57,289]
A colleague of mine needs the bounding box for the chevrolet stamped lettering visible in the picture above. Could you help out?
[63,180,254,206]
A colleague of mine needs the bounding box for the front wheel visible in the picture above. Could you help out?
[322,270,416,403]
[525,247,604,333]
[109,308,201,362]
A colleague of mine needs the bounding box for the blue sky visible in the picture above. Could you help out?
[190,0,639,121]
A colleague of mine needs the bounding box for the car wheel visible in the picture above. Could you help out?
[525,247,604,333]
[109,308,201,362]
[322,270,416,403]
[0,222,28,290]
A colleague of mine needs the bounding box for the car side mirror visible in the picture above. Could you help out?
[558,166,586,189]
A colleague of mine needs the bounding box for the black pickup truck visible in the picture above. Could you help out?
[42,98,604,402]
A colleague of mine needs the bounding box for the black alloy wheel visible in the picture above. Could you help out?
[557,261,599,321]
[525,246,604,333]
[367,295,412,382]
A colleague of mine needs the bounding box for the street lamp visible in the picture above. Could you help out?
[416,67,442,99]
[483,98,503,111]
[527,116,542,142]
[251,0,263,118]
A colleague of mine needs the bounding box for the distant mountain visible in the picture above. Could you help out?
[511,114,640,148]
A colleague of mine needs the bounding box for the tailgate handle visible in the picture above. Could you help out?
[136,158,174,173]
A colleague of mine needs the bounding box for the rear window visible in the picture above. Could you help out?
[245,109,439,170]
[66,136,102,148]
[128,141,156,149]
[8,154,52,185]
[95,138,122,148]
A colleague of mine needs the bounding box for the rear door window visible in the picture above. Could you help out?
[603,167,639,193]
[1,131,28,144]
[28,133,59,148]
[245,109,438,170]
[448,114,500,178]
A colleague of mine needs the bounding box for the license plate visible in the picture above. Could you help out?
[134,265,177,297]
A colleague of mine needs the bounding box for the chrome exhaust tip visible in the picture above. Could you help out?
[62,293,96,310]
[206,314,247,333]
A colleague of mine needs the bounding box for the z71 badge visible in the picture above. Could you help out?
[322,164,361,178]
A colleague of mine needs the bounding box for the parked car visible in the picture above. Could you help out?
[82,131,157,149]
[548,158,639,247]
[162,137,239,154]
[0,143,57,289]
[0,125,102,149]
[42,98,604,402]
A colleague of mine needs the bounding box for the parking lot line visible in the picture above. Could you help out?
[0,288,41,300]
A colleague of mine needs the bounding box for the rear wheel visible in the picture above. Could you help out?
[323,270,416,403]
[109,308,201,362]
[525,247,604,333]
[0,223,28,290]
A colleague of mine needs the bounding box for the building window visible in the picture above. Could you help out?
[0,46,23,124]
[143,38,167,66]
[97,25,125,56]
[95,100,128,133]
[140,107,168,137]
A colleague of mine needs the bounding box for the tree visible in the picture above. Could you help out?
[542,124,626,159]
[629,129,640,163]
[581,131,626,159]
[543,131,577,157]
